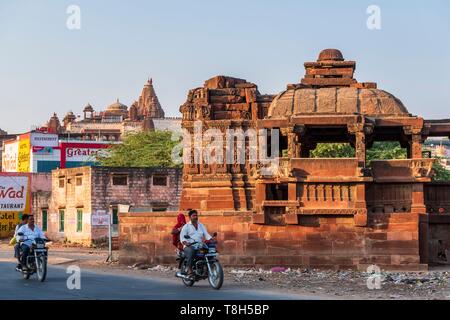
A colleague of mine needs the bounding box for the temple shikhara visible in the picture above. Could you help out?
[43,79,180,141]
[120,49,450,270]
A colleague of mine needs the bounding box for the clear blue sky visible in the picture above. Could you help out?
[1,0,449,133]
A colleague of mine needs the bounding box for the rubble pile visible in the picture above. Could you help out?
[228,268,450,300]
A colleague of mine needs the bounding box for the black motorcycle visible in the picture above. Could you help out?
[175,234,224,290]
[17,233,48,282]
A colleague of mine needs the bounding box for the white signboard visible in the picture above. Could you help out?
[66,148,102,162]
[0,176,29,212]
[30,133,59,147]
[2,141,19,172]
[92,210,110,226]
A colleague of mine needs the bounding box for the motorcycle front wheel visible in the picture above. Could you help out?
[36,255,47,282]
[208,261,224,290]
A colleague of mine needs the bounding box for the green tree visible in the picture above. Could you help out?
[96,130,182,168]
[310,141,450,181]
[432,159,450,182]
[366,142,407,163]
[311,142,407,162]
[310,143,355,158]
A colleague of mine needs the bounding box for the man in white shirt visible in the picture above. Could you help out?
[16,215,46,270]
[13,214,29,270]
[180,210,214,276]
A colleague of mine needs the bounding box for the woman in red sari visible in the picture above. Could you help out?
[171,213,187,251]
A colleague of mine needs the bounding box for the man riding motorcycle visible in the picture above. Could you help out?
[16,215,47,271]
[13,214,29,271]
[179,210,215,277]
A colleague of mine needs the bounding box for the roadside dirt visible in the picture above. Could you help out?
[1,240,449,300]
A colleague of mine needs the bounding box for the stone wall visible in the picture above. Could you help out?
[91,167,182,214]
[118,211,425,271]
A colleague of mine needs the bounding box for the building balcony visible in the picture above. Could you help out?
[370,159,435,183]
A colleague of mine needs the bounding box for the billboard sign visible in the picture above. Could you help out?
[66,147,102,162]
[18,135,31,172]
[2,140,19,172]
[0,212,20,238]
[0,175,30,212]
[92,210,110,226]
[30,132,59,147]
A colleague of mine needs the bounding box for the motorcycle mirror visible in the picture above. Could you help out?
[184,235,191,239]
[213,232,218,237]
[18,232,24,236]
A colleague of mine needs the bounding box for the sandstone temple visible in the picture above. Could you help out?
[119,49,450,270]
[43,79,180,141]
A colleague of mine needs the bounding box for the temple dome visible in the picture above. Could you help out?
[106,99,128,112]
[83,103,94,112]
[267,87,410,119]
[318,48,344,62]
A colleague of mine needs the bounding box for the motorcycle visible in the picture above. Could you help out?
[175,233,224,290]
[16,232,49,282]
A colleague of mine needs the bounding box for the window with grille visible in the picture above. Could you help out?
[77,209,83,232]
[42,210,48,232]
[59,210,65,232]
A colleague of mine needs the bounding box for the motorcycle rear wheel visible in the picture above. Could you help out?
[208,261,224,290]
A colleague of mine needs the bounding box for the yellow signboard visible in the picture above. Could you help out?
[18,135,31,172]
[0,212,21,238]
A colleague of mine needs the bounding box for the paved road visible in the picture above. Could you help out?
[0,245,317,300]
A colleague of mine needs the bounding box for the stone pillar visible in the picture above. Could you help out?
[347,122,372,168]
[288,182,297,205]
[293,124,305,158]
[403,125,428,264]
[404,126,424,159]
[347,121,371,227]
[255,182,266,214]
[354,184,368,227]
[410,134,423,159]
[412,183,428,264]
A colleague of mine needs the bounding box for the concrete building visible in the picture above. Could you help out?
[1,131,113,173]
[424,138,450,169]
[37,166,182,245]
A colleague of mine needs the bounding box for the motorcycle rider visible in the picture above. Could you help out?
[179,210,214,277]
[16,215,46,271]
[13,214,29,271]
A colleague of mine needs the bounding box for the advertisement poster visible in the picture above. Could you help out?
[30,132,59,147]
[0,174,31,238]
[1,140,19,172]
[18,135,31,172]
[92,210,110,226]
[0,212,21,238]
